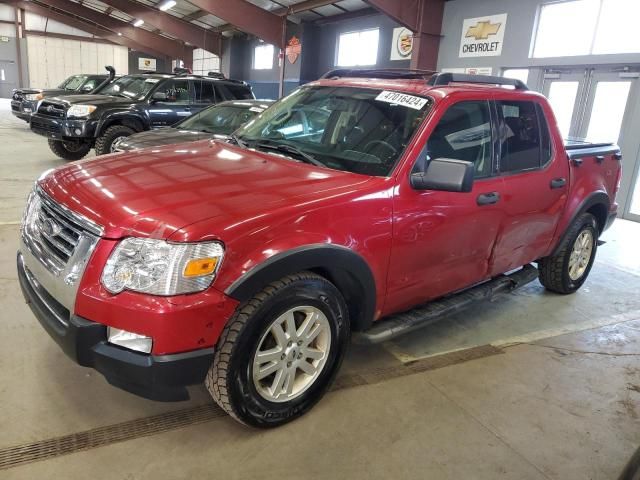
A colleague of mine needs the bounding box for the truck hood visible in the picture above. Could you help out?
[39,140,372,239]
[115,127,208,151]
[46,94,132,106]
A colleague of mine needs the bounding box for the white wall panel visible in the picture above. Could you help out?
[0,4,15,23]
[26,36,129,88]
[0,24,14,37]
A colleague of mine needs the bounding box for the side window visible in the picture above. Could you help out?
[423,100,493,178]
[157,79,191,104]
[497,101,544,173]
[217,83,254,100]
[193,81,216,104]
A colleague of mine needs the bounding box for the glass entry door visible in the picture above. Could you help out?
[542,67,640,222]
[541,70,587,140]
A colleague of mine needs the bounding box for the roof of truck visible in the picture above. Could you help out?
[310,70,545,101]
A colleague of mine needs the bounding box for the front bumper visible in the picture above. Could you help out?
[18,252,214,401]
[30,113,98,141]
[11,100,34,122]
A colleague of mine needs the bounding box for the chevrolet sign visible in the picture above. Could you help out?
[459,13,507,58]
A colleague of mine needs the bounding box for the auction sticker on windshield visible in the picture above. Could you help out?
[375,91,428,110]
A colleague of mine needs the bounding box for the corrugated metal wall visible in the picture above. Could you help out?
[26,36,128,88]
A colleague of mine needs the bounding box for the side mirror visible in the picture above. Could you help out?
[410,158,475,192]
[82,84,93,92]
[151,91,167,102]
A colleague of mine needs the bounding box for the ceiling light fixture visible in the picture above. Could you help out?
[158,0,176,11]
[132,19,144,27]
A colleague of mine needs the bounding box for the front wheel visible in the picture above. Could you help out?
[95,125,135,155]
[47,139,91,161]
[205,272,350,427]
[539,213,598,294]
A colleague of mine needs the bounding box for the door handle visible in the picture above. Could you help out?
[595,155,605,164]
[477,192,500,206]
[550,178,567,189]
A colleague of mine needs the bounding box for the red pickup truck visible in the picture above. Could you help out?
[18,71,622,427]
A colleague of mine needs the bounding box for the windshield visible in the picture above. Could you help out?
[59,75,87,91]
[177,104,264,135]
[236,86,432,176]
[100,76,160,99]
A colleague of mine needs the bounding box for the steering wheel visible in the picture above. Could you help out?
[363,140,398,157]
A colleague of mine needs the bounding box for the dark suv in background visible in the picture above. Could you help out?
[11,69,115,122]
[29,72,254,160]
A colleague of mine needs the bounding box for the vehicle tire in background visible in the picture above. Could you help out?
[539,212,598,294]
[95,125,135,155]
[47,139,91,161]
[205,272,350,428]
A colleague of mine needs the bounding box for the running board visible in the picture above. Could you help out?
[353,264,539,345]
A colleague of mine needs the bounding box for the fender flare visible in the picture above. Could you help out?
[225,244,377,331]
[95,111,147,137]
[550,191,610,256]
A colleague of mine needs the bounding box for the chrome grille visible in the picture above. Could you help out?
[21,187,103,298]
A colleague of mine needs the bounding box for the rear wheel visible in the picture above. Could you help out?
[539,213,598,294]
[95,125,135,155]
[205,272,349,427]
[47,139,91,161]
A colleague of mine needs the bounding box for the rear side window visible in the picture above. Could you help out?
[193,80,217,104]
[424,100,493,178]
[497,101,550,173]
[217,82,254,100]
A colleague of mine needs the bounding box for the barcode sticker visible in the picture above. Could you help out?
[375,91,428,110]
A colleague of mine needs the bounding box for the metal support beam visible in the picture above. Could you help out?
[14,0,170,60]
[30,0,193,62]
[98,0,221,55]
[278,17,286,98]
[273,0,338,15]
[188,0,284,47]
[24,29,118,45]
[364,0,444,70]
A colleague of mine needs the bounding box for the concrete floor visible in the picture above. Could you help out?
[1,98,639,479]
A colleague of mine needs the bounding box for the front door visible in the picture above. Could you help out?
[148,79,192,127]
[385,99,506,315]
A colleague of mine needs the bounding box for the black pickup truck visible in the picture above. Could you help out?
[29,72,254,160]
[11,68,115,122]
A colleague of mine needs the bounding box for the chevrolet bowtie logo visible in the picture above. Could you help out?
[466,20,501,40]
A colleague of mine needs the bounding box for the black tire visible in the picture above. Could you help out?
[95,125,135,156]
[47,139,91,161]
[539,213,598,294]
[206,272,350,428]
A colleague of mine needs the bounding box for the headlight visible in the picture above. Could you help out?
[25,93,43,101]
[68,105,97,118]
[101,238,224,295]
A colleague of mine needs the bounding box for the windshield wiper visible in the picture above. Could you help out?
[252,140,325,168]
[228,134,248,148]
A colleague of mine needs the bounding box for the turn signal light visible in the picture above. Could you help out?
[183,257,218,277]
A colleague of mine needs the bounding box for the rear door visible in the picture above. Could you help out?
[386,98,507,314]
[488,98,570,275]
[192,79,217,113]
[148,78,192,127]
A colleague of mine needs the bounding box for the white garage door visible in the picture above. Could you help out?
[26,35,129,89]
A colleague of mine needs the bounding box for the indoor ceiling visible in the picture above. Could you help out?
[67,0,371,39]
